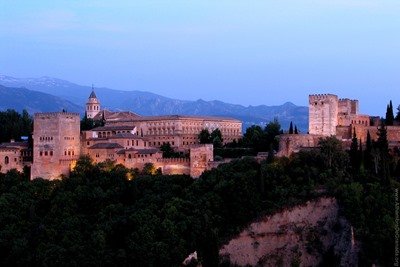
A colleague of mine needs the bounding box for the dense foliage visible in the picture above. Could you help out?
[0,109,32,143]
[0,136,398,266]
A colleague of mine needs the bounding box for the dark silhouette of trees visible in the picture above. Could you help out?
[385,101,394,125]
[198,129,211,144]
[289,121,294,134]
[0,109,33,143]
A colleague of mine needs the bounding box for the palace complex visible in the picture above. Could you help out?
[0,90,242,180]
[2,91,399,179]
[278,94,400,157]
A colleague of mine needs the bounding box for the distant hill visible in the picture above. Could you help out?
[0,75,308,131]
[0,85,81,114]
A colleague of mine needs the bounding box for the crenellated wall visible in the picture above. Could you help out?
[31,112,81,180]
[309,94,339,136]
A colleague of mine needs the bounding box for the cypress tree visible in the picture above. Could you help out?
[396,104,400,122]
[385,101,394,125]
[376,122,390,183]
[289,121,294,134]
[350,129,359,170]
[294,125,299,134]
[364,130,372,171]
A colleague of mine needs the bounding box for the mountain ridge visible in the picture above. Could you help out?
[0,74,309,131]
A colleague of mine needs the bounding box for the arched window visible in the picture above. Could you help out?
[5,156,9,165]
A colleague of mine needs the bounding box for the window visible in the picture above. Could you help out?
[50,151,53,156]
[5,156,9,165]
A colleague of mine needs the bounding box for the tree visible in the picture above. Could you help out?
[294,125,299,134]
[265,119,282,152]
[375,122,390,182]
[198,129,211,144]
[319,136,348,169]
[242,125,264,149]
[210,129,223,143]
[160,143,179,158]
[385,101,394,125]
[350,130,359,170]
[289,122,294,134]
[142,163,158,175]
[396,104,400,122]
[0,109,33,143]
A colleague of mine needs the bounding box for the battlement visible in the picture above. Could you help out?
[309,94,338,103]
[339,98,357,102]
[34,112,80,118]
[156,158,190,163]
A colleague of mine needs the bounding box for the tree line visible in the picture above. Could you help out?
[0,109,32,143]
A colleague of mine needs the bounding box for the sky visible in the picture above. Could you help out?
[1,0,399,115]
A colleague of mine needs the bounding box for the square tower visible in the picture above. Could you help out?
[31,112,81,180]
[309,94,339,136]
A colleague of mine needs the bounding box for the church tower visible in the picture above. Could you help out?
[86,86,100,119]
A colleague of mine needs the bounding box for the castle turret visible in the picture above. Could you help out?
[309,94,339,136]
[86,86,100,119]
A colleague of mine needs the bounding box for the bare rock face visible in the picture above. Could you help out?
[219,197,358,267]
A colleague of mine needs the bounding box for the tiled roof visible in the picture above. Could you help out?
[125,148,160,154]
[109,133,143,139]
[0,142,29,149]
[92,125,136,131]
[110,114,241,122]
[89,90,97,99]
[88,143,124,149]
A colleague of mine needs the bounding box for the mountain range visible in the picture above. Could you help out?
[0,75,308,131]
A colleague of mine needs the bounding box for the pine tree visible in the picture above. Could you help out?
[289,121,294,134]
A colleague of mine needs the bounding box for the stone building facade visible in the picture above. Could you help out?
[278,93,400,157]
[30,112,81,180]
[0,141,32,173]
[0,91,234,180]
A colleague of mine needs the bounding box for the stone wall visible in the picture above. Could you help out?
[105,116,242,148]
[190,144,214,178]
[0,148,23,173]
[277,134,322,157]
[31,112,81,180]
[309,94,339,136]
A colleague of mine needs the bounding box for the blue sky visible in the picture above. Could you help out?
[1,0,399,115]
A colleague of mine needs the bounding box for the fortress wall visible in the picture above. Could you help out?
[309,94,339,136]
[31,112,80,180]
[277,134,322,157]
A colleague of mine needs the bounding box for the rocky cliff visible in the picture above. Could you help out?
[219,197,358,267]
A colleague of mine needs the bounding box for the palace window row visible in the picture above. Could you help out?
[39,151,54,156]
[40,136,53,141]
[87,106,99,111]
[63,150,75,156]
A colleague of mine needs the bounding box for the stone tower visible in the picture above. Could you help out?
[309,94,339,136]
[31,112,81,180]
[86,87,100,119]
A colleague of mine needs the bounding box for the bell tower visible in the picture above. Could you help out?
[86,85,100,119]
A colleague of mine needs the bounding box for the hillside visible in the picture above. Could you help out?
[0,85,82,114]
[0,75,308,130]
